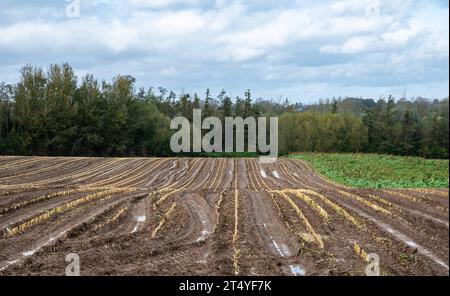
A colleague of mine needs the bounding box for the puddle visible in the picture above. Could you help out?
[263,223,292,257]
[406,241,418,248]
[0,260,18,272]
[260,169,267,178]
[22,251,35,257]
[196,219,211,242]
[272,170,280,179]
[136,216,146,222]
[132,216,146,233]
[196,230,210,242]
[289,265,306,276]
[272,240,291,257]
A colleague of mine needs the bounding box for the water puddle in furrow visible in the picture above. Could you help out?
[196,217,211,243]
[272,170,280,179]
[260,170,267,179]
[131,215,146,233]
[0,260,19,272]
[262,223,291,257]
[289,265,306,276]
[345,204,449,271]
[0,230,68,272]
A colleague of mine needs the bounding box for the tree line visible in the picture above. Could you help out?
[0,64,448,158]
[303,96,448,158]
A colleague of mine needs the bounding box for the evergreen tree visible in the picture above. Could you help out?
[332,100,338,114]
[204,88,213,118]
[244,89,252,118]
[192,93,200,110]
[400,110,416,155]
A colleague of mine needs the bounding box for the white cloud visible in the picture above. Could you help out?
[0,0,447,101]
[161,67,178,76]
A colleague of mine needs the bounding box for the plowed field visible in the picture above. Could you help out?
[0,157,448,275]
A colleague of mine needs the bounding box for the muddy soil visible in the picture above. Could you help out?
[0,157,448,276]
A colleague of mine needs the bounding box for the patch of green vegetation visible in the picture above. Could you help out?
[289,153,449,189]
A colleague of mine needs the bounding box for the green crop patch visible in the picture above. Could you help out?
[289,153,449,189]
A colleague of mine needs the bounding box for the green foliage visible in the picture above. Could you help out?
[290,153,449,188]
[279,112,368,155]
[1,64,172,157]
[362,97,449,158]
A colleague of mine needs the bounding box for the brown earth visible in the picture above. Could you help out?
[0,157,448,276]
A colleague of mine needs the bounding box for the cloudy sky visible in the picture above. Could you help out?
[0,0,448,102]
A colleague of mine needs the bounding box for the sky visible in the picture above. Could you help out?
[0,0,448,103]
